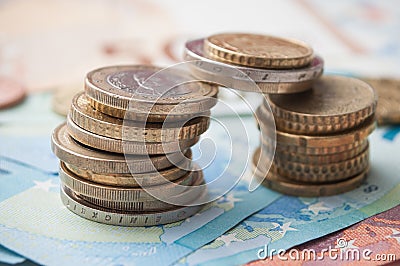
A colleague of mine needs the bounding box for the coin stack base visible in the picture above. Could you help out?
[52,65,218,226]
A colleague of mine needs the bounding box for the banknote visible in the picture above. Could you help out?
[246,204,400,265]
[179,126,400,265]
[0,92,281,265]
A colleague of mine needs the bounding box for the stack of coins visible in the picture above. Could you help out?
[185,33,377,197]
[255,75,377,196]
[51,65,218,226]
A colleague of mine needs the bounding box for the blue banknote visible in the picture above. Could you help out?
[180,126,400,265]
[0,93,281,265]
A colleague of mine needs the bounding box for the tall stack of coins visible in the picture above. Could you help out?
[185,33,377,197]
[51,65,218,226]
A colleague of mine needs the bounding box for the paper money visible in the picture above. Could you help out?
[246,204,400,265]
[180,126,400,265]
[0,93,281,265]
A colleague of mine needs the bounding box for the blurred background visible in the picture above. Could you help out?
[0,0,399,94]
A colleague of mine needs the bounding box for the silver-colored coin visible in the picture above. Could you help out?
[66,115,199,155]
[61,186,206,226]
[85,65,218,116]
[184,39,324,93]
[59,162,203,202]
[51,123,189,173]
[70,92,210,143]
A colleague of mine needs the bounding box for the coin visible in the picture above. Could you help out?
[184,39,323,94]
[61,186,205,226]
[259,117,376,148]
[264,140,369,164]
[0,77,26,109]
[64,161,190,187]
[85,65,218,117]
[261,133,368,155]
[70,93,210,142]
[362,77,400,125]
[88,96,212,122]
[51,83,83,116]
[51,123,189,173]
[76,170,206,211]
[252,148,369,197]
[204,33,313,69]
[267,76,378,134]
[60,162,204,204]
[66,116,199,155]
[258,146,370,183]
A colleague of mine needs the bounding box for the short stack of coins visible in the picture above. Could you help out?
[51,65,218,226]
[184,33,377,197]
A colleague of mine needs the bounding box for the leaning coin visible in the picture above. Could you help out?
[66,115,200,155]
[204,33,314,69]
[70,93,210,142]
[85,65,218,116]
[362,77,400,125]
[267,76,378,134]
[184,39,323,94]
[59,162,203,202]
[252,148,369,197]
[51,123,188,173]
[0,77,26,109]
[61,186,205,226]
[64,161,190,187]
[51,83,83,116]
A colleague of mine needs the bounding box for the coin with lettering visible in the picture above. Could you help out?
[61,186,205,226]
[204,33,313,69]
[0,77,26,109]
[85,65,218,119]
[267,76,378,134]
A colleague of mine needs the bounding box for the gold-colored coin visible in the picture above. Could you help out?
[51,83,83,116]
[204,33,313,69]
[260,118,376,148]
[66,116,199,155]
[51,123,189,173]
[85,65,218,118]
[88,96,212,122]
[362,77,400,125]
[59,162,202,202]
[252,148,369,197]
[266,76,378,135]
[262,140,369,164]
[70,93,210,142]
[273,146,369,183]
[64,161,190,187]
[261,133,368,155]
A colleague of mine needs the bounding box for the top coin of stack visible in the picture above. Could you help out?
[51,65,218,226]
[185,32,378,197]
